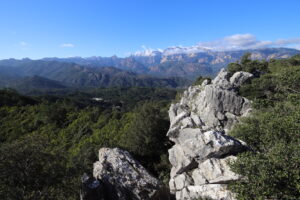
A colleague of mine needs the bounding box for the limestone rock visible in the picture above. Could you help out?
[178,184,235,200]
[192,156,240,185]
[169,128,246,175]
[167,69,252,200]
[229,71,253,87]
[170,173,193,191]
[93,148,165,200]
[212,68,232,89]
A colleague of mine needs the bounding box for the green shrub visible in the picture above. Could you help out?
[193,76,212,86]
[0,134,78,200]
[228,55,300,200]
[227,53,269,75]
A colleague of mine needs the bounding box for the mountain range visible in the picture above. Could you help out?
[0,59,191,92]
[43,47,300,78]
[0,47,299,92]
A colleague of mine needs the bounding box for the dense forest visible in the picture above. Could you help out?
[0,87,177,199]
[0,55,299,200]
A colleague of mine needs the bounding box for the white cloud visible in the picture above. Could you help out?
[197,34,300,51]
[134,45,163,56]
[133,34,300,56]
[20,41,28,46]
[60,43,75,48]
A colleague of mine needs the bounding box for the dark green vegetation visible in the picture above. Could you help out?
[0,87,176,199]
[1,54,299,200]
[228,55,300,199]
[227,52,269,76]
[192,76,212,86]
[0,59,191,92]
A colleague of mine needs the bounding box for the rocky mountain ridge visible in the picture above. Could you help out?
[167,69,253,200]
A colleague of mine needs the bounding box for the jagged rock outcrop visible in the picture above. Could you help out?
[167,69,253,200]
[92,147,168,200]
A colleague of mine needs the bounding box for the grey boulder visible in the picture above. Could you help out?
[93,148,167,200]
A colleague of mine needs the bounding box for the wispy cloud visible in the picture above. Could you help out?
[60,43,75,48]
[133,34,300,56]
[198,34,300,51]
[134,45,163,56]
[20,41,28,46]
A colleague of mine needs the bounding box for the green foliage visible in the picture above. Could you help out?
[0,87,176,199]
[0,134,78,200]
[173,89,184,104]
[2,54,299,199]
[119,102,172,176]
[228,55,300,200]
[239,58,300,108]
[121,102,169,157]
[227,52,269,75]
[227,62,243,74]
[192,76,212,86]
[0,88,38,106]
[229,105,300,199]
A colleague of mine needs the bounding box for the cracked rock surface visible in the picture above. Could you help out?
[167,69,253,200]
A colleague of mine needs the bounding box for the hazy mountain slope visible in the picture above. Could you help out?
[0,48,298,92]
[43,56,148,73]
[0,59,191,89]
[6,76,67,91]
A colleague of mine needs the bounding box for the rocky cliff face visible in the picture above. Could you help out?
[167,69,253,200]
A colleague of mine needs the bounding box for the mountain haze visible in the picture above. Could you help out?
[0,59,191,91]
[0,48,299,93]
[44,48,300,78]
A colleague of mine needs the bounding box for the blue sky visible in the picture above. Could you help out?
[0,0,300,59]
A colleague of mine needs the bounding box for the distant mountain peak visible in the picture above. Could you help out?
[132,33,300,56]
[37,48,300,79]
[132,45,213,57]
[133,49,163,57]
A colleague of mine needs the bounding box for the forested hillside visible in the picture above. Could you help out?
[227,54,300,199]
[0,87,176,199]
[0,55,299,200]
[0,59,191,91]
